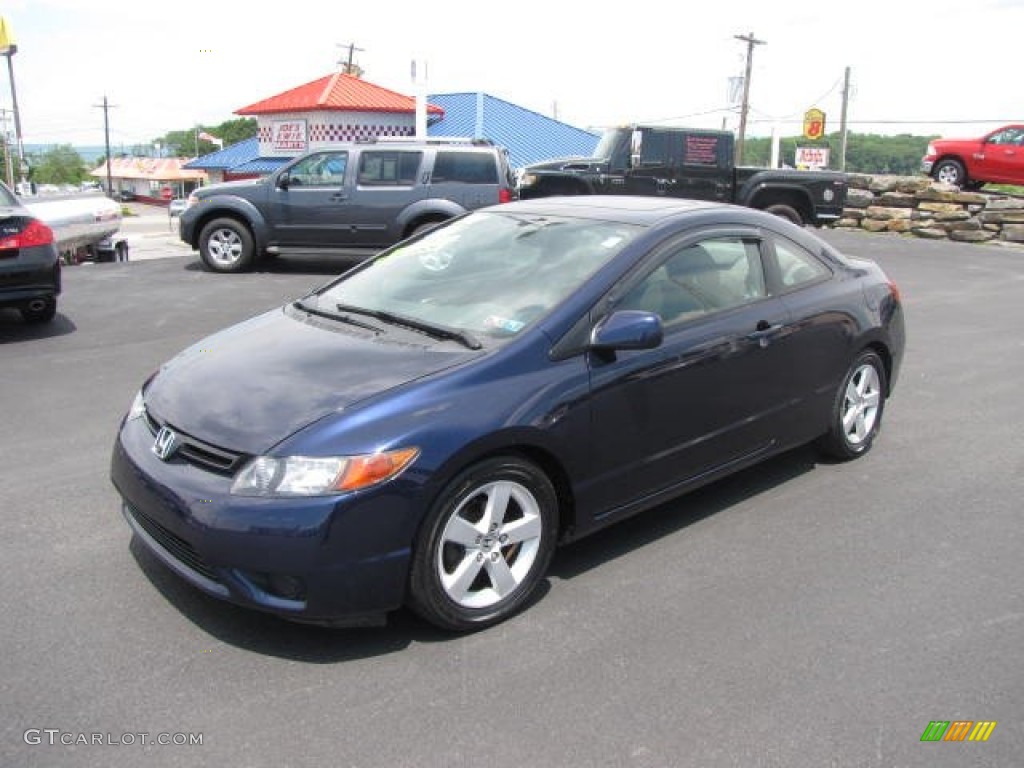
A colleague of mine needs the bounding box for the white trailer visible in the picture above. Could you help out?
[23,192,129,263]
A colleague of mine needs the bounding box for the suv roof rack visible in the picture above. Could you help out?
[357,136,495,146]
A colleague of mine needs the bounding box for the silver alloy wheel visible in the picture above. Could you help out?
[841,363,882,445]
[937,166,957,184]
[437,480,543,609]
[206,227,244,267]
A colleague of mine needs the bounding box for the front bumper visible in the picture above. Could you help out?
[921,159,935,174]
[110,414,416,624]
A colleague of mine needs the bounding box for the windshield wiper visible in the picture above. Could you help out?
[293,298,385,333]
[336,303,482,350]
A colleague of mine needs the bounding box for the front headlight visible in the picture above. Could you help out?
[127,390,146,421]
[230,447,419,497]
[185,193,200,209]
[518,173,537,187]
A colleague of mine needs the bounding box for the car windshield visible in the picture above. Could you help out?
[316,211,642,343]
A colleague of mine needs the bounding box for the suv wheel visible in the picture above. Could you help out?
[199,218,255,273]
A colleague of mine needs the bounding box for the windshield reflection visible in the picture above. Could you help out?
[318,212,641,343]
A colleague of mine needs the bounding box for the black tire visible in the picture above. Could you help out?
[410,219,445,238]
[764,203,804,226]
[21,297,57,324]
[408,456,558,632]
[198,217,255,273]
[817,349,887,461]
[933,158,966,187]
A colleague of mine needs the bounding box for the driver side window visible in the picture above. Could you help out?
[287,152,348,187]
[619,237,766,326]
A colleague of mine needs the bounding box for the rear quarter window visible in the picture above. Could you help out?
[432,151,498,184]
[357,151,422,186]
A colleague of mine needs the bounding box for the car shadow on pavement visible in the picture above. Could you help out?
[549,444,820,581]
[0,310,77,342]
[128,444,819,661]
[182,254,367,277]
[128,537,457,661]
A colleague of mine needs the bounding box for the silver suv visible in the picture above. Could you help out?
[180,138,517,273]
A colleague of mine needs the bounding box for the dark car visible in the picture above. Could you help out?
[179,138,518,273]
[111,197,905,632]
[0,181,61,323]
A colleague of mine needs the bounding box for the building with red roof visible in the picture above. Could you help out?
[90,157,206,202]
[235,71,444,158]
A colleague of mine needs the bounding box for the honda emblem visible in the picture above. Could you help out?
[152,426,179,461]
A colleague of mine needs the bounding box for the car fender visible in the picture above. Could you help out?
[396,198,468,235]
[184,196,270,251]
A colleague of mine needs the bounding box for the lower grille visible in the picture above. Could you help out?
[125,502,219,583]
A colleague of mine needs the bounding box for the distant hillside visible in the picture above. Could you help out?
[24,144,108,164]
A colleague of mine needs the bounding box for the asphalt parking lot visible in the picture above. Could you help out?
[1,230,1022,767]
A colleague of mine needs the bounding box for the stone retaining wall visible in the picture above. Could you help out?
[833,174,1024,244]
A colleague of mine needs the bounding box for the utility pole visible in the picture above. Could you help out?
[94,95,115,197]
[0,108,13,187]
[733,32,765,166]
[839,66,851,171]
[0,17,27,188]
[336,42,365,75]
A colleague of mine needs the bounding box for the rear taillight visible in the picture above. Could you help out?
[498,188,513,204]
[0,219,54,249]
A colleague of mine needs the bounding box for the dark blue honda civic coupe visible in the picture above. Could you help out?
[111,197,905,632]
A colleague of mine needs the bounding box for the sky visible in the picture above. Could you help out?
[2,0,1022,151]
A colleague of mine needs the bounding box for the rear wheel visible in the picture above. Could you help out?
[21,297,57,324]
[408,456,558,632]
[764,203,804,226]
[410,219,446,238]
[817,350,887,460]
[198,218,255,273]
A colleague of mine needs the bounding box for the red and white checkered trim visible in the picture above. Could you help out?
[307,124,414,142]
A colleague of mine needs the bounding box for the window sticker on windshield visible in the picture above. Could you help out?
[484,315,526,334]
[601,236,625,248]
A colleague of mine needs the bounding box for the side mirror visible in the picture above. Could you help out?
[589,310,663,352]
[277,173,291,190]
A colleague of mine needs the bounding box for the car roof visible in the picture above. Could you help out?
[493,195,747,226]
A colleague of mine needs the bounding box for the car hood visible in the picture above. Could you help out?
[195,178,266,198]
[143,306,479,454]
[525,156,606,173]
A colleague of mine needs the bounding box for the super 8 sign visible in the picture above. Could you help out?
[803,108,826,141]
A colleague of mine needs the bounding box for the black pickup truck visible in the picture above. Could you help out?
[518,125,847,227]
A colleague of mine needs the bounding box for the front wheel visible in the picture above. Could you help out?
[817,350,887,460]
[198,218,255,273]
[408,456,558,632]
[764,203,804,226]
[933,158,966,187]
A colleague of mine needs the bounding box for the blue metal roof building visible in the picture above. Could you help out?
[185,93,599,175]
[427,93,599,169]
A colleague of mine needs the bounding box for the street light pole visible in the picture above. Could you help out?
[734,32,765,166]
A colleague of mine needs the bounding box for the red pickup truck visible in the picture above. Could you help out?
[922,124,1024,188]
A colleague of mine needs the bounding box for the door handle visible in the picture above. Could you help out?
[330,193,348,202]
[746,322,783,348]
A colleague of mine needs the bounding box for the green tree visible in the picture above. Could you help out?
[29,144,88,184]
[153,117,258,157]
[742,132,938,174]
